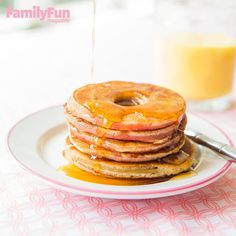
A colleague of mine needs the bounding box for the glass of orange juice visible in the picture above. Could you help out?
[155,0,236,111]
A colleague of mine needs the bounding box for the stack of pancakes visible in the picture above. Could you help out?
[64,81,195,179]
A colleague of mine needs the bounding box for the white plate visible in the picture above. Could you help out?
[7,106,232,199]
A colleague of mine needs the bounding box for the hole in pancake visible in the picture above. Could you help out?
[114,92,146,106]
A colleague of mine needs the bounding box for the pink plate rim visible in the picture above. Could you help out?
[6,105,233,196]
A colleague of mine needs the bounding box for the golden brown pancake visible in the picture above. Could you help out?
[66,81,186,131]
[65,109,187,142]
[63,81,193,182]
[69,135,185,162]
[70,127,184,153]
[64,138,195,179]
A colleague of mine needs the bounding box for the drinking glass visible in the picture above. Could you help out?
[155,0,236,111]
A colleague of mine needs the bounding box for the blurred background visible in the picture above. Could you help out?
[0,0,236,119]
[0,0,156,120]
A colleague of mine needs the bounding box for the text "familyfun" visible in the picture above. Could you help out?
[6,6,70,21]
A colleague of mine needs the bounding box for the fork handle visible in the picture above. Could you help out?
[191,134,236,162]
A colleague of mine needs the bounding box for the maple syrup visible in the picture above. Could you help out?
[91,0,96,80]
[90,0,96,103]
[58,164,171,186]
[59,139,198,186]
[58,164,196,186]
[171,170,197,180]
[74,82,186,130]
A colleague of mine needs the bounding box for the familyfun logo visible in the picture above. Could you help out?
[5,5,70,23]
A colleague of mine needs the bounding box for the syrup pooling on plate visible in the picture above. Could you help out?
[59,139,198,185]
[59,164,197,185]
[171,170,197,180]
[58,164,171,185]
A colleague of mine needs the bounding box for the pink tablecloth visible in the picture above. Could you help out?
[0,104,235,236]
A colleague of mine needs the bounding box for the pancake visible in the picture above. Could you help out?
[70,127,184,153]
[66,81,186,131]
[69,135,185,162]
[65,109,187,142]
[63,81,193,182]
[64,138,195,179]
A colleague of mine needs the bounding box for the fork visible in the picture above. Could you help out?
[185,129,236,162]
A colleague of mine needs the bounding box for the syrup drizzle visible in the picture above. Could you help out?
[90,0,97,105]
[91,0,96,80]
[74,86,186,129]
[60,1,195,186]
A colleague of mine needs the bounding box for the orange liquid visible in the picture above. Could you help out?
[171,170,196,180]
[58,164,171,186]
[157,34,236,100]
[59,164,196,185]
